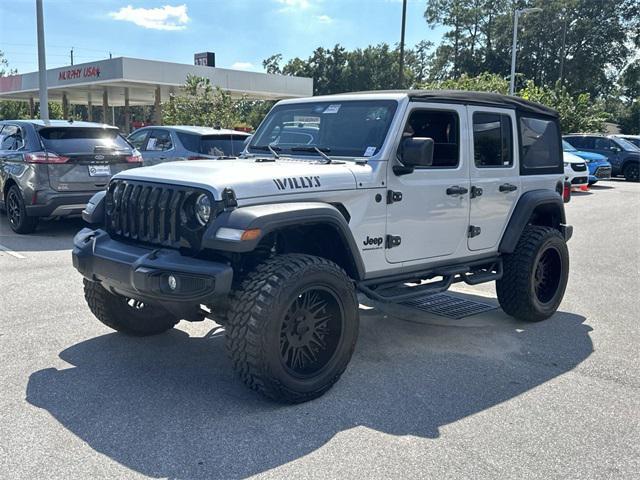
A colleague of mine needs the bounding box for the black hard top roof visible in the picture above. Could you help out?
[344,90,559,118]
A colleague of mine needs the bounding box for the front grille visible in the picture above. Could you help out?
[571,163,587,172]
[105,179,211,249]
[595,166,612,179]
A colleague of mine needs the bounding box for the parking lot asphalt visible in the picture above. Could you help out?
[0,180,639,480]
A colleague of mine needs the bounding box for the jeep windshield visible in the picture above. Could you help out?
[247,100,398,159]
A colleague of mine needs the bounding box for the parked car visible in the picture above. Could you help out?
[562,139,611,185]
[563,151,589,189]
[127,126,250,166]
[613,134,640,149]
[0,120,141,234]
[563,134,640,182]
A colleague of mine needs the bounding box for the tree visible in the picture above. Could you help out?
[420,72,509,94]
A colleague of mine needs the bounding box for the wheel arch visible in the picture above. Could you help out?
[499,190,568,254]
[202,202,365,280]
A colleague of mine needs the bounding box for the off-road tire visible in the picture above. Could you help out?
[83,279,180,335]
[623,162,639,182]
[225,254,359,403]
[6,185,38,234]
[497,226,569,322]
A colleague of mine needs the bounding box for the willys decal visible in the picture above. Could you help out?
[273,176,321,191]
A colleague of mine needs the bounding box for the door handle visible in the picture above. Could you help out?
[446,185,469,195]
[499,183,518,193]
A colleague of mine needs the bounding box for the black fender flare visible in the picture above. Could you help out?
[203,202,365,280]
[499,190,570,254]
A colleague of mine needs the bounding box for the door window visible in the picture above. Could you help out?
[146,130,173,151]
[565,136,594,149]
[128,129,149,150]
[0,125,24,150]
[473,112,513,167]
[402,110,459,168]
[594,138,613,151]
[519,116,561,173]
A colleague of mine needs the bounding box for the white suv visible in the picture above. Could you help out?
[73,91,572,403]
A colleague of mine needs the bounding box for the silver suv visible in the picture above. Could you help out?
[0,120,141,233]
[127,126,250,166]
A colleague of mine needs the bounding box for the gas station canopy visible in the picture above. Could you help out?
[0,56,313,106]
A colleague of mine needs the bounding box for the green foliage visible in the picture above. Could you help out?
[162,75,270,129]
[420,72,509,94]
[519,81,607,133]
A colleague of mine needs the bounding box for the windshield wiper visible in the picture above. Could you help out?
[252,144,281,159]
[291,145,333,164]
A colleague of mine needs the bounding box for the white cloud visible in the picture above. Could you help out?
[316,14,332,23]
[232,62,254,70]
[109,4,189,31]
[276,0,311,10]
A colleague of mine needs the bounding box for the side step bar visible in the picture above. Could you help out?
[357,258,502,303]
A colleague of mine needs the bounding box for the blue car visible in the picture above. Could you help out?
[562,139,611,184]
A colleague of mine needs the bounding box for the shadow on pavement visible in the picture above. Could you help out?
[0,215,84,252]
[26,295,592,479]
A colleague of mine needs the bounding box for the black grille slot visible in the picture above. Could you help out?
[571,163,587,172]
[106,179,211,249]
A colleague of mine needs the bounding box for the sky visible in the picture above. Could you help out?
[0,0,443,74]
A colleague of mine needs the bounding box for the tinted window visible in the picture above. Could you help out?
[39,127,130,154]
[146,129,173,151]
[0,125,25,150]
[249,100,397,158]
[128,129,149,150]
[565,136,594,149]
[594,138,613,150]
[403,109,459,168]
[613,137,640,151]
[176,132,247,156]
[473,112,513,167]
[519,117,561,171]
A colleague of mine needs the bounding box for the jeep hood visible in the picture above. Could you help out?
[114,158,360,199]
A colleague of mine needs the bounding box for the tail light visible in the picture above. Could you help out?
[125,153,143,163]
[563,181,571,203]
[24,151,69,164]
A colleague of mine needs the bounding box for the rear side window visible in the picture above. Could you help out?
[39,127,130,154]
[565,136,593,149]
[519,117,562,174]
[0,125,25,151]
[177,132,247,156]
[473,112,513,168]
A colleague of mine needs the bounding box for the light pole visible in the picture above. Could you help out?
[509,7,542,95]
[35,0,49,123]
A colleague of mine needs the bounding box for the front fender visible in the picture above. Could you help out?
[202,202,365,279]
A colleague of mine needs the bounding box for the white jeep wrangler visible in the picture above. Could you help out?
[73,91,572,403]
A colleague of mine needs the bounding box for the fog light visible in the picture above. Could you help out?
[167,275,177,291]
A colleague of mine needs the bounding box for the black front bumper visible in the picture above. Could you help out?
[72,228,233,305]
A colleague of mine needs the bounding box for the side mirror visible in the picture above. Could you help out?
[399,137,434,168]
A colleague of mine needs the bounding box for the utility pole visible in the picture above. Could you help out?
[398,0,407,88]
[35,0,49,123]
[70,47,74,65]
[509,7,542,95]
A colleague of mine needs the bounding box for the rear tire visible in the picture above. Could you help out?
[497,226,569,322]
[83,279,180,336]
[225,254,359,403]
[6,185,38,234]
[623,162,639,182]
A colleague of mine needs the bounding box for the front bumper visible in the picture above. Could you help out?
[72,228,233,305]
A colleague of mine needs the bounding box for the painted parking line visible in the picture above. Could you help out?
[0,243,25,259]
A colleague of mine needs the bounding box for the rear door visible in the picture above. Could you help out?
[38,126,137,192]
[467,107,520,251]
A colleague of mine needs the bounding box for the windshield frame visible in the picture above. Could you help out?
[247,99,399,161]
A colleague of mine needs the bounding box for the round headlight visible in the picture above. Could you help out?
[195,194,211,226]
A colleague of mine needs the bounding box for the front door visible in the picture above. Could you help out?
[467,107,520,251]
[386,103,470,264]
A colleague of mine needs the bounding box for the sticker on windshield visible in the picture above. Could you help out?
[323,104,341,114]
[364,146,377,157]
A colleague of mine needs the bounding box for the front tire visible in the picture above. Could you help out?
[497,226,569,322]
[83,279,180,336]
[6,185,38,234]
[623,162,639,182]
[225,254,359,403]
